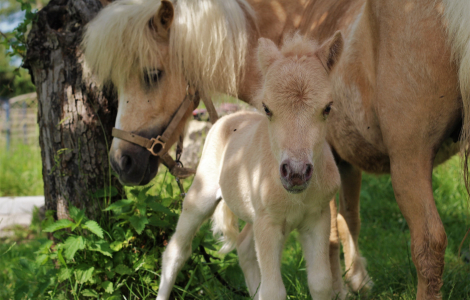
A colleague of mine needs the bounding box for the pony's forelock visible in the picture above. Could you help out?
[82,0,254,96]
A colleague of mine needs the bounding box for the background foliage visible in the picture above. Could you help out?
[0,0,47,98]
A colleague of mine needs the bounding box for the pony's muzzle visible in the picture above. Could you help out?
[110,141,158,186]
[280,159,313,193]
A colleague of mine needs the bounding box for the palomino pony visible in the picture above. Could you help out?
[83,0,470,298]
[157,34,344,300]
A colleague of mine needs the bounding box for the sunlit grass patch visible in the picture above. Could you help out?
[0,142,43,196]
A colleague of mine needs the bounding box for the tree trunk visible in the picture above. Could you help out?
[24,0,122,220]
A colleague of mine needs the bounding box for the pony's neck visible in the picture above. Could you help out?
[326,1,388,167]
[237,0,311,103]
[237,0,366,104]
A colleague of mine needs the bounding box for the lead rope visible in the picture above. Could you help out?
[173,96,218,200]
[174,134,186,198]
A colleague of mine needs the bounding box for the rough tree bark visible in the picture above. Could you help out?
[24,0,122,220]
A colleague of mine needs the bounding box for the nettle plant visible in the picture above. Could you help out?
[35,178,243,300]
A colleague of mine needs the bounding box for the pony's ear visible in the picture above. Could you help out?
[153,0,174,40]
[317,31,344,74]
[258,38,282,75]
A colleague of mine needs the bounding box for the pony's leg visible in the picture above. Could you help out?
[253,215,288,300]
[336,161,372,292]
[329,199,347,299]
[299,204,333,300]
[156,177,221,300]
[389,152,446,299]
[236,223,261,299]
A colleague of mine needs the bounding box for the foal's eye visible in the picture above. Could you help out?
[323,102,333,118]
[262,103,272,118]
[144,69,163,87]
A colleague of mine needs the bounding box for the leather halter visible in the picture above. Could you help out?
[112,87,204,179]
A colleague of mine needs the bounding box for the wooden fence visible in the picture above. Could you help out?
[0,93,39,150]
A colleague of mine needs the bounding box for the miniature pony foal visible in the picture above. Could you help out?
[156,33,344,300]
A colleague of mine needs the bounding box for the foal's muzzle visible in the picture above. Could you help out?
[280,159,313,193]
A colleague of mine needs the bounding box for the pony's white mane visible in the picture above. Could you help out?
[82,0,255,96]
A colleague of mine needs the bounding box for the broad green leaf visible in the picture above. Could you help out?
[88,240,113,257]
[137,186,153,203]
[57,248,67,267]
[148,216,170,228]
[82,220,104,238]
[165,182,174,198]
[105,270,115,280]
[147,202,176,216]
[74,264,95,284]
[93,187,118,198]
[145,229,156,240]
[111,226,126,241]
[63,236,86,260]
[161,197,173,207]
[71,209,85,231]
[36,240,53,254]
[102,281,114,293]
[58,268,72,282]
[109,241,123,252]
[103,200,134,212]
[35,254,49,265]
[68,205,85,225]
[43,219,74,232]
[129,188,140,199]
[136,203,147,217]
[81,289,99,298]
[114,264,132,275]
[53,230,66,240]
[129,215,148,235]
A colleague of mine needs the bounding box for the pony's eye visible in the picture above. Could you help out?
[262,103,272,118]
[144,69,162,87]
[323,102,333,118]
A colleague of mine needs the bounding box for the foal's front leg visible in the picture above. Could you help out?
[253,215,288,300]
[300,205,334,300]
[156,178,221,300]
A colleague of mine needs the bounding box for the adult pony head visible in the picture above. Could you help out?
[82,0,254,185]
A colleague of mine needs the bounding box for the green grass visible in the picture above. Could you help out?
[0,142,43,196]
[1,147,469,299]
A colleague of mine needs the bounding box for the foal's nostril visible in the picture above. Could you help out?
[305,164,313,181]
[120,155,133,173]
[281,163,289,178]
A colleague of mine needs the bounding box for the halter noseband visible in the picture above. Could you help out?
[112,86,202,179]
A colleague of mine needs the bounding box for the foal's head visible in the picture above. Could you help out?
[257,33,343,193]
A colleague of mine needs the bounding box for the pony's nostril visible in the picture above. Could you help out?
[281,163,289,178]
[305,164,313,180]
[120,155,132,173]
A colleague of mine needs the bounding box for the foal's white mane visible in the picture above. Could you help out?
[82,0,255,96]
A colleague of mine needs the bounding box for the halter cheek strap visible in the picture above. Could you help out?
[112,92,195,157]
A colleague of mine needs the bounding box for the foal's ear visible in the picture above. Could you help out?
[317,31,344,74]
[153,0,174,40]
[258,38,282,75]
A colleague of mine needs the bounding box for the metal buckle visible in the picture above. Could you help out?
[148,136,165,156]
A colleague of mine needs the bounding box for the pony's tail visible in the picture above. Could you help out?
[211,200,239,254]
[443,0,470,195]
